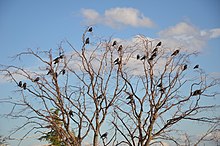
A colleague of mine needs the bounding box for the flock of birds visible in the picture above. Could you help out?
[16,26,202,140]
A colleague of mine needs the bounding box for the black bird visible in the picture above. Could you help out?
[112,41,117,46]
[101,132,108,139]
[156,41,162,47]
[23,83,27,90]
[34,77,40,82]
[53,57,60,64]
[61,69,65,75]
[47,69,52,75]
[182,64,187,71]
[97,94,102,100]
[118,45,123,52]
[115,60,121,65]
[69,110,73,116]
[18,81,22,87]
[126,94,133,100]
[59,54,64,59]
[140,55,146,60]
[114,58,119,63]
[157,83,162,88]
[88,27,93,32]
[127,99,134,104]
[192,89,202,96]
[171,50,180,56]
[193,64,199,69]
[152,48,158,53]
[151,52,157,58]
[85,37,90,44]
[137,54,140,60]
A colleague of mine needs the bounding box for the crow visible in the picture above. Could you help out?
[47,69,52,75]
[97,94,102,100]
[114,58,119,63]
[53,57,60,64]
[152,48,158,53]
[18,81,22,87]
[137,54,140,60]
[157,83,162,88]
[34,77,40,82]
[88,27,93,32]
[62,69,65,75]
[127,99,134,104]
[171,50,180,56]
[126,94,133,100]
[156,41,162,47]
[101,132,108,139]
[192,90,202,96]
[23,83,27,90]
[182,64,187,71]
[69,110,73,116]
[115,60,121,65]
[193,64,199,69]
[112,41,117,46]
[85,37,90,44]
[118,45,123,52]
[140,55,146,60]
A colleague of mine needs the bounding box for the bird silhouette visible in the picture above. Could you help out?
[97,94,102,100]
[157,83,162,88]
[85,37,90,44]
[88,27,93,32]
[69,110,73,116]
[34,77,40,82]
[192,90,202,96]
[23,83,27,90]
[114,58,119,63]
[140,55,146,60]
[137,54,140,60]
[171,50,180,56]
[118,45,123,52]
[47,69,52,75]
[126,94,133,100]
[101,132,108,139]
[61,69,65,75]
[193,64,199,69]
[115,60,121,65]
[18,81,22,87]
[152,48,158,53]
[156,41,162,47]
[53,57,60,64]
[182,64,187,71]
[112,41,117,46]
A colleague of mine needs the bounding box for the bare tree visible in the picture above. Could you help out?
[0,28,219,146]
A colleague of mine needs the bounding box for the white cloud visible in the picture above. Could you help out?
[81,7,154,28]
[158,22,220,52]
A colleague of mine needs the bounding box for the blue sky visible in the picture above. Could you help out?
[0,0,220,145]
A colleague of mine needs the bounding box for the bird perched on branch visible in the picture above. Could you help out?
[112,41,117,46]
[88,26,93,32]
[34,77,40,82]
[193,64,199,69]
[23,83,27,90]
[182,64,187,71]
[171,50,180,56]
[137,54,140,60]
[192,90,202,96]
[156,41,162,47]
[18,81,22,87]
[69,110,73,116]
[101,132,108,139]
[118,45,123,52]
[85,37,90,44]
[140,55,146,60]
